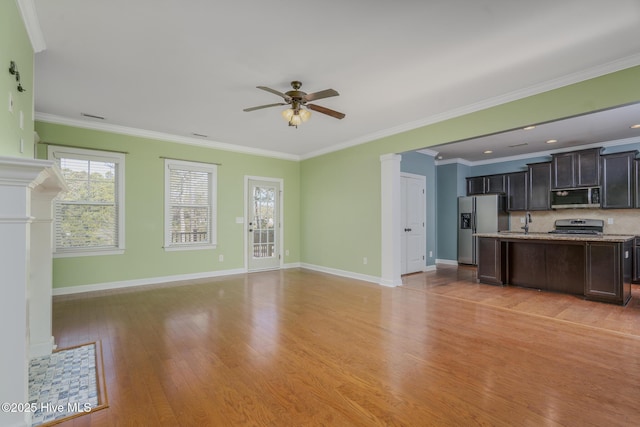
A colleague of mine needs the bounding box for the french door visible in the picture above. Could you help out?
[247,178,282,271]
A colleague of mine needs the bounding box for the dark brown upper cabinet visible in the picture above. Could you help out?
[466,174,505,196]
[600,151,637,209]
[551,148,601,189]
[527,162,551,211]
[505,171,528,211]
[636,159,640,209]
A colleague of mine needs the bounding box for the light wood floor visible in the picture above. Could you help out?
[52,266,640,426]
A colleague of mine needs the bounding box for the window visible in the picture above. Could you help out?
[49,146,125,257]
[164,159,217,250]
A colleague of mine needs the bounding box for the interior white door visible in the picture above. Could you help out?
[247,179,281,271]
[401,174,426,275]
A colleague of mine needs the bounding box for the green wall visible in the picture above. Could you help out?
[300,66,640,276]
[35,122,300,288]
[0,0,34,158]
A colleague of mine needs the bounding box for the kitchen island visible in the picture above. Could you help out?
[474,232,634,305]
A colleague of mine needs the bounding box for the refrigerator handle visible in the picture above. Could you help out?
[471,212,476,232]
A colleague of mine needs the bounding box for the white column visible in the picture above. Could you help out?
[29,188,58,357]
[0,186,31,427]
[380,153,402,287]
[0,157,66,427]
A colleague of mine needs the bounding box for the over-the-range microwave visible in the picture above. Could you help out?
[550,187,601,209]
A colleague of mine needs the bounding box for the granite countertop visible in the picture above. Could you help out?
[474,232,636,242]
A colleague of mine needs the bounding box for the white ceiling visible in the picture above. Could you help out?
[32,0,640,160]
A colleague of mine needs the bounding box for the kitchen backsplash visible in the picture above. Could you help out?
[509,209,640,235]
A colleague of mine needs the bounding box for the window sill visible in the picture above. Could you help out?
[54,249,125,258]
[164,244,217,252]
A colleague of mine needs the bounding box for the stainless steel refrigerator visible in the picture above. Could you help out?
[458,194,509,265]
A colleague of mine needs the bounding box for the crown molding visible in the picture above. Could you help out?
[34,113,301,161]
[301,54,640,160]
[17,0,46,53]
[416,148,438,157]
[435,158,473,166]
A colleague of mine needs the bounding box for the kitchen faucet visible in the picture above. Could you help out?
[521,212,532,234]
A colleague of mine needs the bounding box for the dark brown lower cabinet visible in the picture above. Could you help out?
[585,240,632,305]
[634,237,640,284]
[506,240,584,295]
[477,236,633,305]
[477,237,505,285]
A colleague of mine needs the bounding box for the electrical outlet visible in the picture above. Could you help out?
[218,254,224,262]
[520,217,525,224]
[429,251,433,258]
[363,257,368,265]
[607,218,614,225]
[285,249,289,256]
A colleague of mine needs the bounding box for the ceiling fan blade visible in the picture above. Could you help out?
[243,102,286,112]
[307,104,345,119]
[304,89,339,102]
[257,86,292,102]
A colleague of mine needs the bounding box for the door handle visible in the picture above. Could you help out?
[404,228,412,232]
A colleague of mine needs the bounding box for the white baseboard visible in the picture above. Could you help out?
[423,265,437,272]
[53,262,413,296]
[436,258,459,266]
[282,262,302,269]
[52,267,247,296]
[300,263,383,286]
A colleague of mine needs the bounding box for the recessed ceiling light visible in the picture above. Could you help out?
[631,124,640,129]
[523,126,536,130]
[483,150,493,154]
[437,155,443,160]
[546,139,557,144]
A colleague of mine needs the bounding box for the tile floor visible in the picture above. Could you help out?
[28,343,98,426]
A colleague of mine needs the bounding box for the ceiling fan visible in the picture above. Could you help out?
[243,81,345,127]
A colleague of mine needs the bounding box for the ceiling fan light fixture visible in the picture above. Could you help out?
[282,108,311,127]
[281,108,294,121]
[299,108,311,122]
[289,113,302,127]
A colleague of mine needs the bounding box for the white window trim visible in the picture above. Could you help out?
[48,145,125,258]
[164,159,217,251]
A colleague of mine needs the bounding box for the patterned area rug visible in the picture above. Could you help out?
[28,342,108,426]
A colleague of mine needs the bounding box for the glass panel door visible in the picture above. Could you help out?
[247,179,280,271]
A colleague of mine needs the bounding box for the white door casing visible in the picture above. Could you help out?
[401,173,426,274]
[246,177,283,271]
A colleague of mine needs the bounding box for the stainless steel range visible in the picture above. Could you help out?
[548,218,604,235]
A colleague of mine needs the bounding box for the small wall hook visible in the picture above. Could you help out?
[9,61,17,75]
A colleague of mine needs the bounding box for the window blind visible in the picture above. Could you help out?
[52,152,122,252]
[168,166,212,244]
